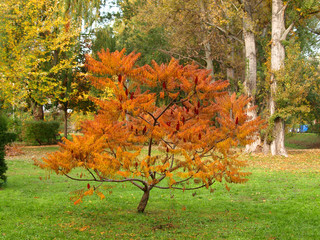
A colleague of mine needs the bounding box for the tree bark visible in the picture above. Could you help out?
[243,0,261,153]
[270,0,288,157]
[198,0,214,78]
[63,104,68,138]
[32,101,44,121]
[137,189,150,213]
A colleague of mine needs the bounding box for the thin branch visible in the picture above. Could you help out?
[205,21,244,44]
[307,27,320,35]
[277,0,292,16]
[138,115,152,125]
[253,0,264,11]
[153,181,214,191]
[160,138,174,149]
[171,176,193,185]
[86,167,97,181]
[155,99,176,120]
[146,112,157,123]
[281,21,295,41]
[63,171,148,188]
[129,181,144,190]
[158,49,206,68]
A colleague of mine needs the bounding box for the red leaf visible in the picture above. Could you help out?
[166,122,171,127]
[87,183,90,189]
[130,92,134,100]
[176,122,180,131]
[162,82,166,89]
[118,75,122,82]
[181,116,185,124]
[195,77,198,85]
[74,198,81,205]
[143,126,147,134]
[198,133,201,140]
[235,117,239,125]
[125,89,128,96]
[166,147,169,153]
[197,101,200,108]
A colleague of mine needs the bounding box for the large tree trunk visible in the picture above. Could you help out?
[243,0,261,153]
[32,101,44,121]
[137,189,150,213]
[198,0,214,78]
[270,0,288,157]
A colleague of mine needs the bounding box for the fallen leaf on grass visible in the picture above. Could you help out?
[79,226,90,232]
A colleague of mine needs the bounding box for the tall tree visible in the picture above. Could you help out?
[0,0,80,120]
[269,0,320,156]
[241,0,260,152]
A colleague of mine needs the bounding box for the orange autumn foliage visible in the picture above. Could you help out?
[35,49,264,213]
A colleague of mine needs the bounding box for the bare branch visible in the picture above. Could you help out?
[153,181,214,191]
[307,27,320,35]
[129,181,144,190]
[62,171,148,189]
[158,49,206,68]
[281,22,295,41]
[205,21,244,44]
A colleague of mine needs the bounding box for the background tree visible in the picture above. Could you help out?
[0,0,80,120]
[36,49,263,213]
[269,0,320,156]
[0,114,16,186]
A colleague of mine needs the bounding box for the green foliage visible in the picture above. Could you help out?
[23,121,60,145]
[7,117,22,141]
[0,114,16,186]
[307,124,320,134]
[275,42,318,121]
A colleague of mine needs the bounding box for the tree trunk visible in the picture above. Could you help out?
[243,0,261,153]
[137,189,150,213]
[63,105,68,139]
[270,0,288,157]
[32,101,44,121]
[198,0,214,78]
[227,46,235,85]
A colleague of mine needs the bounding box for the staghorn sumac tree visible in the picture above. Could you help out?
[35,49,263,213]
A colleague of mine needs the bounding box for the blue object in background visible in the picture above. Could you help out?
[299,125,308,133]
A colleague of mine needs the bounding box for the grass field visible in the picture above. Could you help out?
[1,143,320,239]
[285,133,320,149]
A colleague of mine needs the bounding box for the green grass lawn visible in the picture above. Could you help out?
[285,133,320,149]
[1,146,320,239]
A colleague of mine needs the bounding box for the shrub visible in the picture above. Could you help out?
[7,117,22,141]
[0,114,16,186]
[307,123,320,134]
[23,121,60,145]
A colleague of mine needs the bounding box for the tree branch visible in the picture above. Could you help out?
[152,181,214,191]
[158,49,206,68]
[281,21,295,41]
[62,171,148,189]
[129,180,144,190]
[205,21,244,44]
